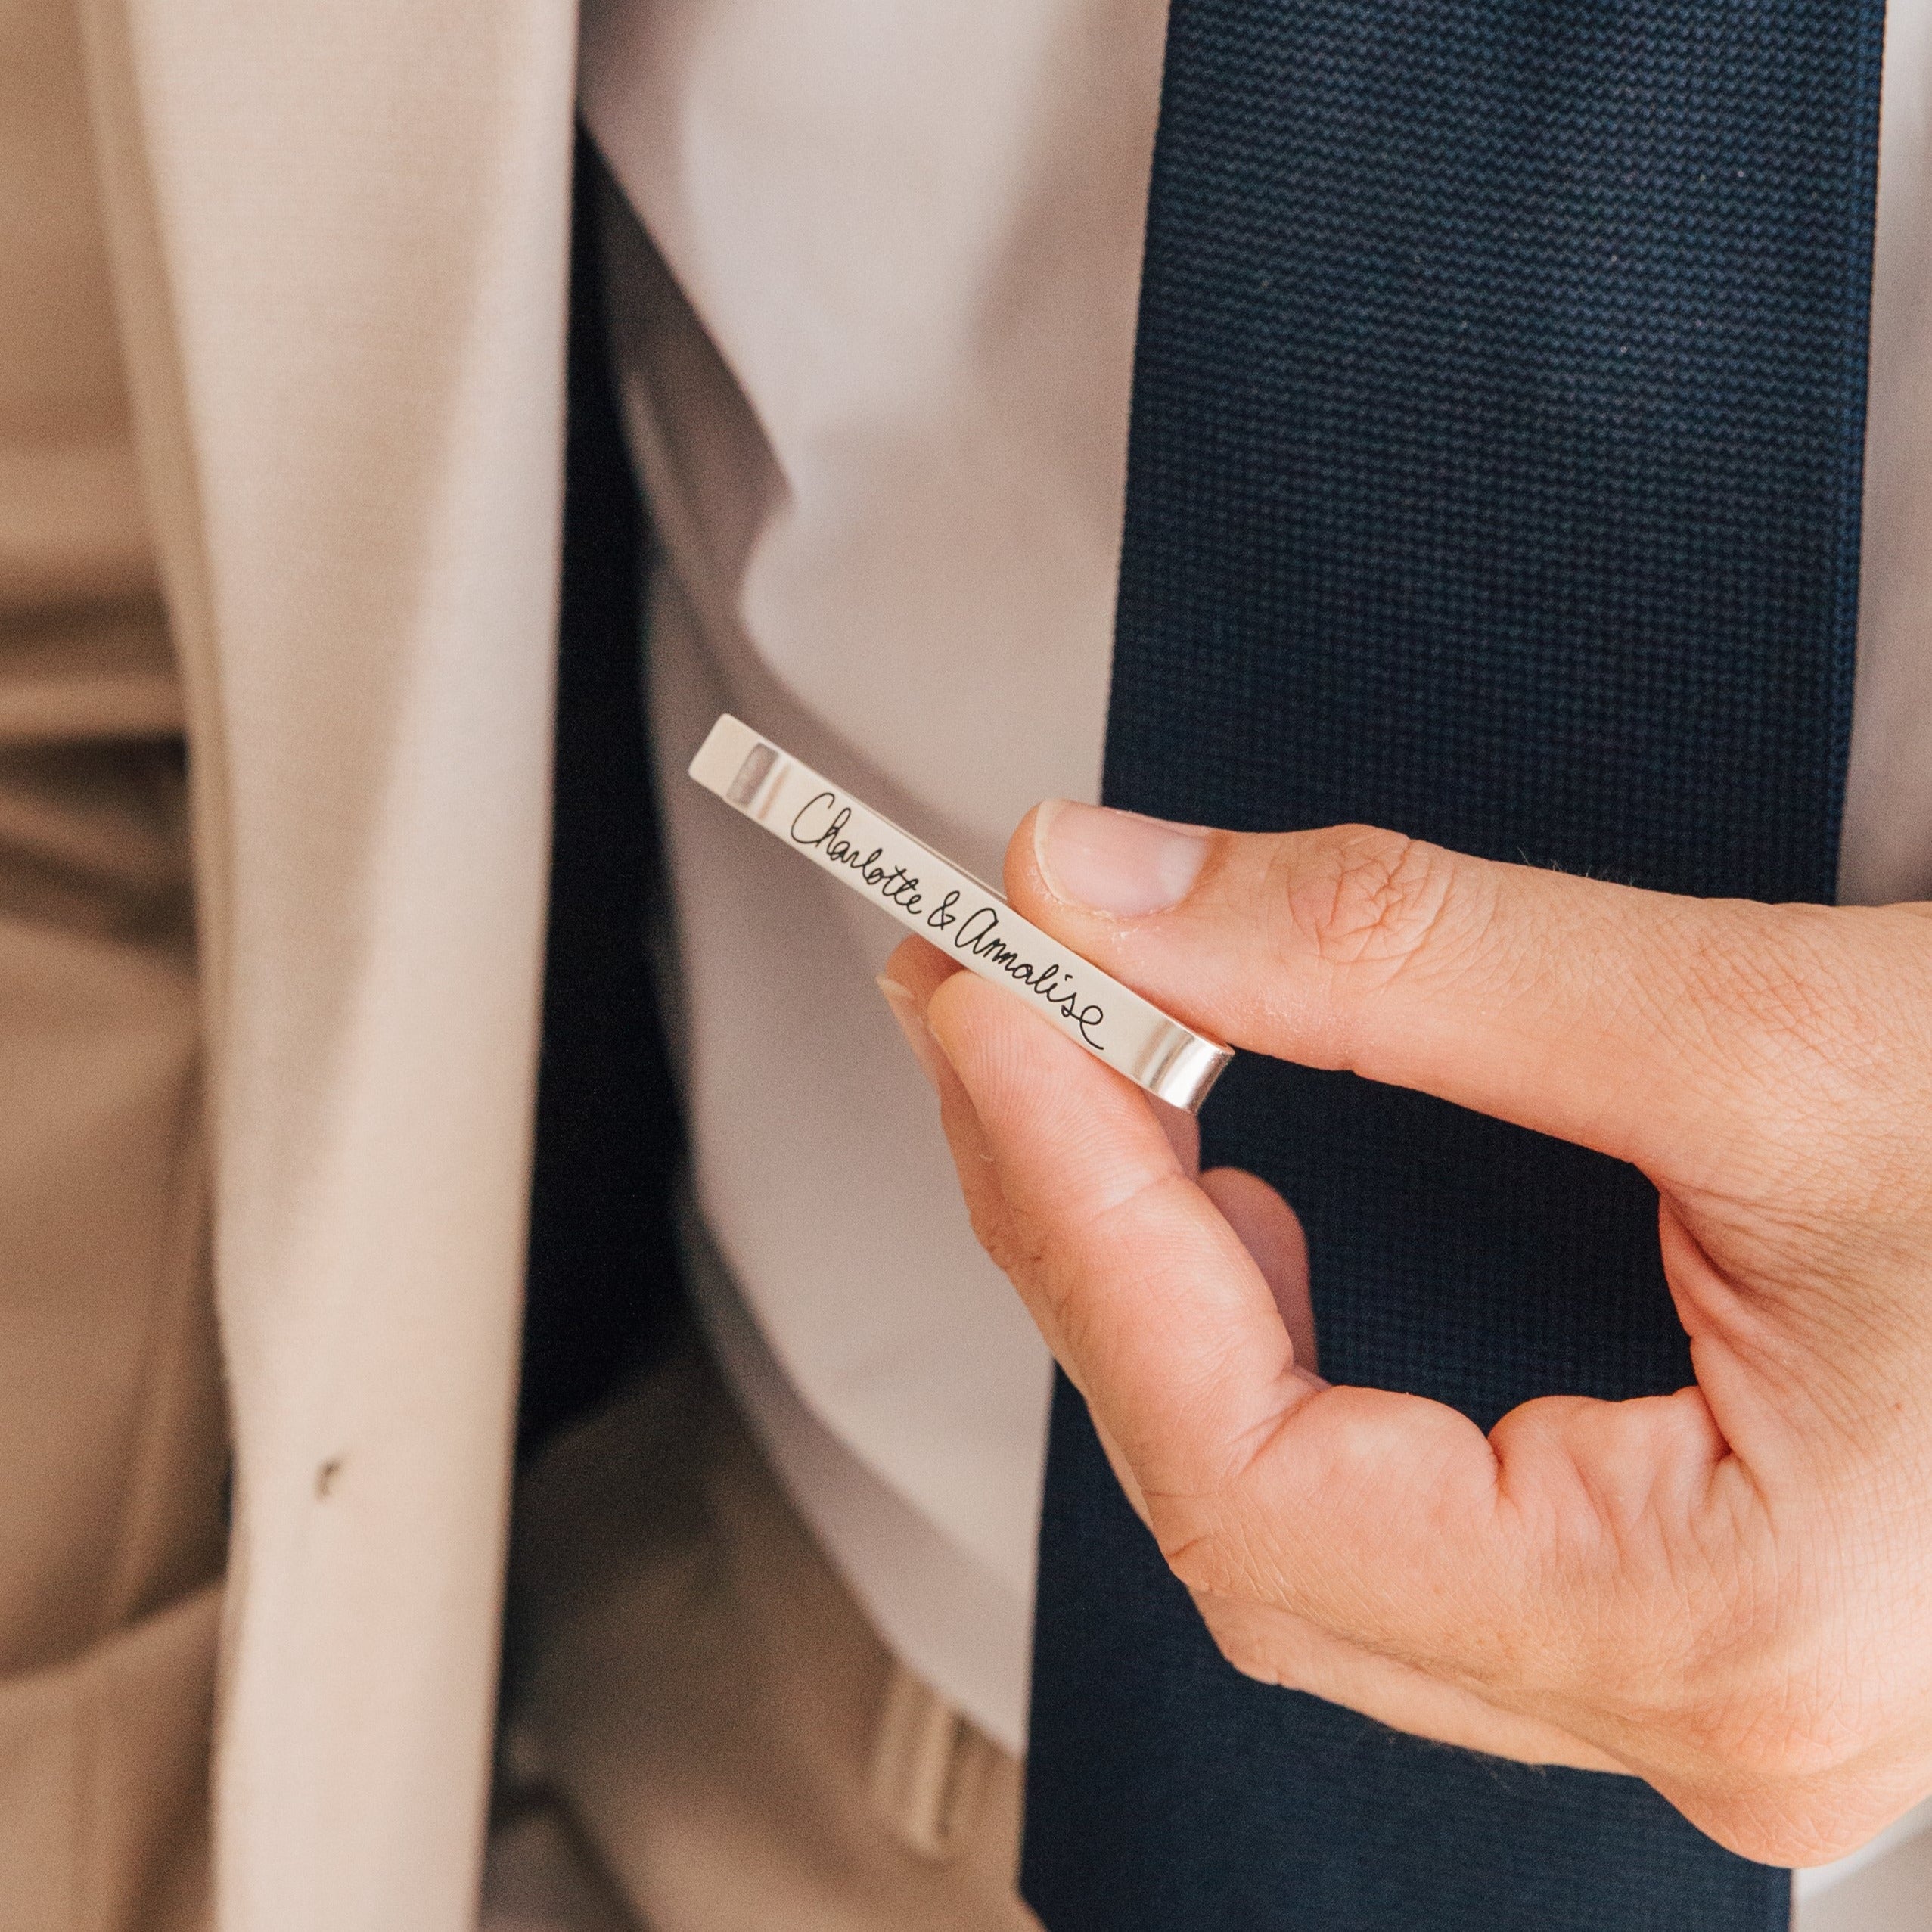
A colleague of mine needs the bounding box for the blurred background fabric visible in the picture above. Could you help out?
[0,1,226,1927]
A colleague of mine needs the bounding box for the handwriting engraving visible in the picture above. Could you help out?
[790,790,1106,1049]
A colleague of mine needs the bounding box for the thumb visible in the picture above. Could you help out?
[1009,801,1820,1177]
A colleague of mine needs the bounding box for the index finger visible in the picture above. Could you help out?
[920,964,1736,1744]
[920,961,1310,1496]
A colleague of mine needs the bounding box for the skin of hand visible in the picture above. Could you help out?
[876,801,1932,1867]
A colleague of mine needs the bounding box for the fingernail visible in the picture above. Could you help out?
[1034,800,1210,916]
[877,976,946,1092]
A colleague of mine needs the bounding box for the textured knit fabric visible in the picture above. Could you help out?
[1022,2,1885,1928]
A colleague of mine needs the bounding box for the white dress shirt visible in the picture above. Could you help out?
[582,0,1932,1912]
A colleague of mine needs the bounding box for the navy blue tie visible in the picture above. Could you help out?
[1021,4,1884,1928]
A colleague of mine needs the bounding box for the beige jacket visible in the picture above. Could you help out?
[4,1,578,1926]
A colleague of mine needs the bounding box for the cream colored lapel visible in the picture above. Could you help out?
[77,3,576,1927]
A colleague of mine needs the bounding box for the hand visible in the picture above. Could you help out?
[877,803,1932,1865]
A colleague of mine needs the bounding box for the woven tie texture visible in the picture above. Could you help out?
[1022,2,1884,1927]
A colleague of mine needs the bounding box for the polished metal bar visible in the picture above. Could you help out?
[690,713,1232,1113]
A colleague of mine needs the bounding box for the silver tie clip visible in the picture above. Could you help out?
[689,714,1232,1114]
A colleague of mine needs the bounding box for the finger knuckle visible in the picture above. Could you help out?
[1158,1520,1235,1597]
[966,1187,1045,1287]
[1191,1591,1290,1688]
[1276,827,1461,983]
[1141,1481,1247,1596]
